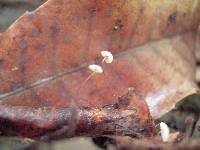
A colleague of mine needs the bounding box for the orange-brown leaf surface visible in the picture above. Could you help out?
[0,0,199,122]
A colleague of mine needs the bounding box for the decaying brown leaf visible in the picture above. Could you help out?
[0,0,199,138]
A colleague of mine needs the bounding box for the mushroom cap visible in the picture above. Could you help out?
[88,64,103,73]
[101,51,113,63]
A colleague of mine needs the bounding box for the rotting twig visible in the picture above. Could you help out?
[0,89,156,139]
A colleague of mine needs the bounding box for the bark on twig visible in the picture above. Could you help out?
[0,89,156,139]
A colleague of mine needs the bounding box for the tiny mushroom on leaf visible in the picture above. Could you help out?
[101,51,113,63]
[160,122,170,142]
[88,64,103,74]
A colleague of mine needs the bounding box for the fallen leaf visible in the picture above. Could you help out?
[0,0,199,137]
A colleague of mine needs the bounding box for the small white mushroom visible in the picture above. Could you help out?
[11,66,19,71]
[101,51,113,63]
[160,122,170,142]
[88,64,103,73]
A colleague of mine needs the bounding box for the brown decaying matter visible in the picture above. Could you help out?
[0,0,198,141]
[0,0,199,120]
[0,89,156,138]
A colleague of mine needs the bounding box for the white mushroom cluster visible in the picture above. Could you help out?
[88,50,113,74]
